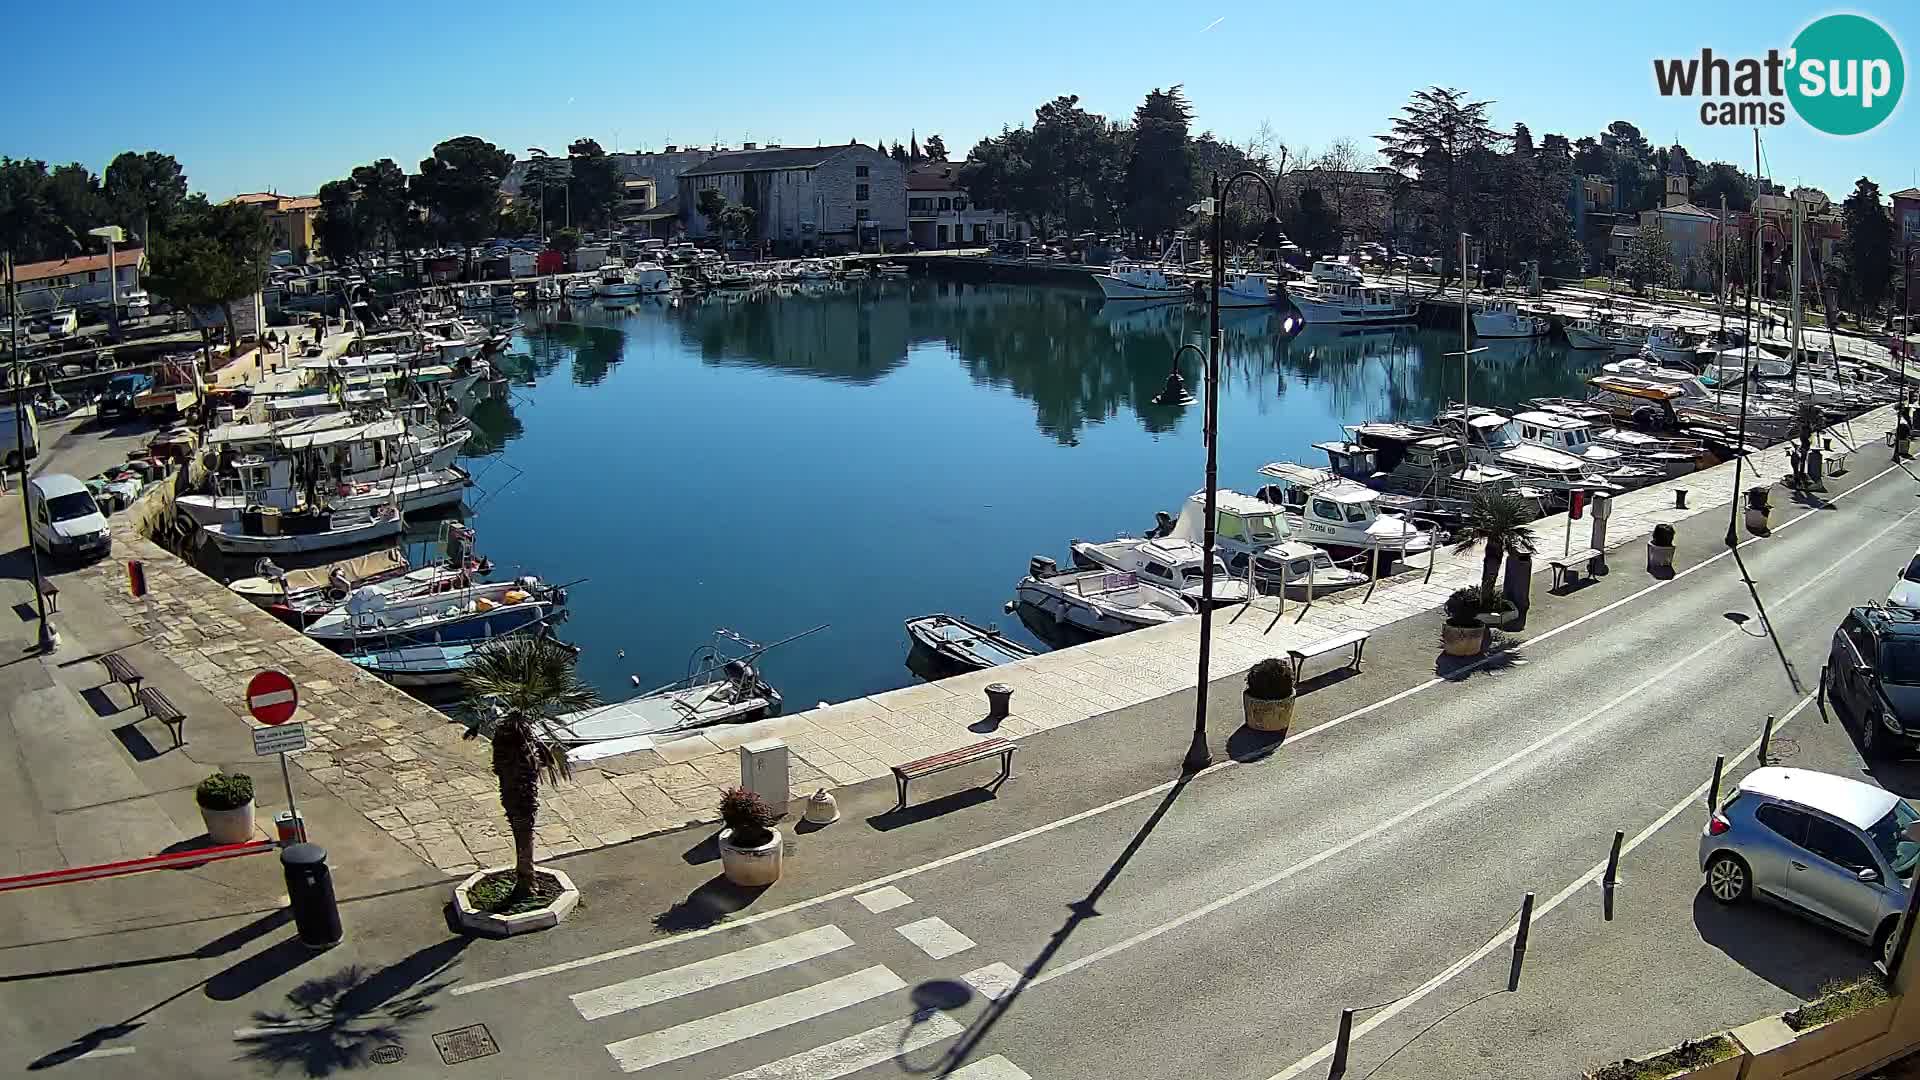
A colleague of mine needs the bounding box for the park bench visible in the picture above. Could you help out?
[1287,630,1370,684]
[99,652,144,704]
[136,686,186,748]
[891,738,1017,810]
[1548,548,1602,590]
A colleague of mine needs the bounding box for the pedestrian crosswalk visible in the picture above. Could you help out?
[531,897,1035,1079]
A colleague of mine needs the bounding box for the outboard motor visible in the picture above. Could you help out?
[1147,511,1175,539]
[1028,555,1057,578]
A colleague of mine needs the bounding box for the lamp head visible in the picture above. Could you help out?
[1152,369,1196,408]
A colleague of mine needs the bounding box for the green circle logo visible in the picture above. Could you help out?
[1788,14,1905,135]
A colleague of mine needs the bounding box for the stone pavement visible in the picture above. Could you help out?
[69,402,1901,878]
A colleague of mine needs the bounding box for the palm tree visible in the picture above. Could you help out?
[1450,491,1537,611]
[460,637,598,900]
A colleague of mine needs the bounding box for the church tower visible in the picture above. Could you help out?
[1664,144,1691,207]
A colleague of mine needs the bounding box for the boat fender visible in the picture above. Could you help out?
[552,588,567,607]
[1028,555,1057,577]
[1004,600,1016,614]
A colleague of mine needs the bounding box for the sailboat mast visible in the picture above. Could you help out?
[1459,231,1470,414]
[1791,195,1804,381]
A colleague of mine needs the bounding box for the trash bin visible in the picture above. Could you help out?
[281,843,342,949]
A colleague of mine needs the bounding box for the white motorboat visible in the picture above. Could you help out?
[627,262,673,294]
[1472,299,1549,339]
[1246,539,1371,599]
[179,464,469,526]
[1601,355,1701,384]
[1015,557,1193,636]
[1644,325,1703,365]
[535,277,561,302]
[1438,408,1631,495]
[1564,316,1645,352]
[1093,261,1189,302]
[1217,269,1286,309]
[1069,536,1252,607]
[229,547,411,610]
[203,505,404,556]
[1507,409,1627,468]
[1291,282,1415,326]
[1253,464,1436,557]
[564,276,596,300]
[350,636,573,690]
[1163,488,1301,585]
[596,261,639,297]
[1309,260,1364,285]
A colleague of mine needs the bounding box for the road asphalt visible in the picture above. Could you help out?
[3,430,1919,1078]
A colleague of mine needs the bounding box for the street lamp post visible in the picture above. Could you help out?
[1162,170,1285,774]
[88,225,125,338]
[4,254,55,652]
[1726,216,1782,547]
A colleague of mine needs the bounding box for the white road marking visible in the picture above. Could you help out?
[854,886,914,913]
[895,916,976,960]
[1263,689,1819,1080]
[603,965,905,1073]
[452,456,1913,998]
[950,1055,1035,1080]
[720,1013,964,1080]
[572,925,854,1021]
[962,962,1022,1002]
[1029,499,1918,991]
[72,1046,137,1059]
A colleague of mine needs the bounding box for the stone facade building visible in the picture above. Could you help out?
[677,143,906,252]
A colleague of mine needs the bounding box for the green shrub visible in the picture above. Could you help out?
[1445,587,1483,626]
[1246,658,1295,699]
[720,787,778,847]
[196,771,254,811]
[1784,974,1889,1030]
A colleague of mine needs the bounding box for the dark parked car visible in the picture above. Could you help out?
[1825,605,1920,759]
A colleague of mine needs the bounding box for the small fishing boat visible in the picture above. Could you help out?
[347,636,578,689]
[229,547,410,610]
[904,614,1036,672]
[1093,261,1188,302]
[1472,298,1550,339]
[1014,557,1193,637]
[203,505,403,556]
[564,276,596,300]
[303,577,565,648]
[552,627,823,746]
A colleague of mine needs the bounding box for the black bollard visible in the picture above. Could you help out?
[282,843,343,949]
[1675,489,1688,509]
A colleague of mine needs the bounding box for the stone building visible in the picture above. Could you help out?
[676,143,906,252]
[906,161,1028,248]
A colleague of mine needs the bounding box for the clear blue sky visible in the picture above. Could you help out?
[5,0,1915,201]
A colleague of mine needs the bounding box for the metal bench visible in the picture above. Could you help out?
[136,686,186,747]
[1287,630,1370,682]
[1548,548,1602,589]
[892,738,1016,809]
[99,652,144,704]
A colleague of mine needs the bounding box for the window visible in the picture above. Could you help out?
[45,491,98,523]
[1881,639,1920,684]
[1843,616,1873,658]
[955,199,968,212]
[1144,561,1172,581]
[856,209,870,222]
[995,223,1006,239]
[1288,559,1312,578]
[855,184,869,202]
[1343,503,1369,524]
[1804,817,1876,872]
[1755,803,1810,846]
[88,271,99,283]
[855,164,869,178]
[1311,498,1342,521]
[1865,801,1920,879]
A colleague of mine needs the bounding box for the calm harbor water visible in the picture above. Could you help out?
[460,280,1604,710]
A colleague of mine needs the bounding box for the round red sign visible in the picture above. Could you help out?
[246,670,299,725]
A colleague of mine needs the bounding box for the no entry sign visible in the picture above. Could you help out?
[246,670,299,725]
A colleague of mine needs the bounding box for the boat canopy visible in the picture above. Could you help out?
[1589,375,1684,401]
[1257,462,1336,487]
[280,418,406,451]
[206,412,362,446]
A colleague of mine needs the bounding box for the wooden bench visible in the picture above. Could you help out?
[99,652,144,703]
[1548,548,1602,589]
[1287,630,1370,683]
[136,686,186,747]
[891,738,1016,809]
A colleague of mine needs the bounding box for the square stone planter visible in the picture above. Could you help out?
[452,866,580,936]
[1589,1036,1743,1080]
[1733,997,1901,1080]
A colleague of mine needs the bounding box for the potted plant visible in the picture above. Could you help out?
[1451,492,1534,627]
[1442,587,1487,656]
[718,787,783,887]
[1648,522,1676,571]
[196,771,256,844]
[1744,485,1772,534]
[1243,658,1296,735]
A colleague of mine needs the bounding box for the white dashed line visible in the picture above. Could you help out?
[896,916,976,960]
[962,962,1022,1002]
[854,885,914,913]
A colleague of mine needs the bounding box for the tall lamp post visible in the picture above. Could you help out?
[1156,170,1286,774]
[1726,215,1786,547]
[1901,243,1918,394]
[526,147,550,244]
[4,255,55,652]
[88,225,125,338]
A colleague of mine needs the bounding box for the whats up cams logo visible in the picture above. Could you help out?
[1653,13,1905,135]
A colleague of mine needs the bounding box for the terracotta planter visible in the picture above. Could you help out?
[1441,622,1485,656]
[719,826,784,887]
[1243,692,1294,734]
[1647,544,1675,571]
[200,800,256,845]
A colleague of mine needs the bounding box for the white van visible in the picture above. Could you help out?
[28,474,111,561]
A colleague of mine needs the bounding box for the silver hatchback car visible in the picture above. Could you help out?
[1700,768,1917,966]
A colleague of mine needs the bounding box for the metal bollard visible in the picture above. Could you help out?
[1675,489,1688,509]
[1603,830,1624,922]
[1760,714,1775,765]
[985,683,1013,720]
[281,843,342,949]
[1328,1008,1356,1078]
[1507,893,1535,992]
[1707,755,1725,812]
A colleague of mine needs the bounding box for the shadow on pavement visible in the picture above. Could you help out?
[1435,640,1526,682]
[233,935,469,1077]
[866,788,997,832]
[1691,889,1871,998]
[1730,546,1804,696]
[653,877,769,933]
[1226,725,1287,763]
[906,770,1197,1076]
